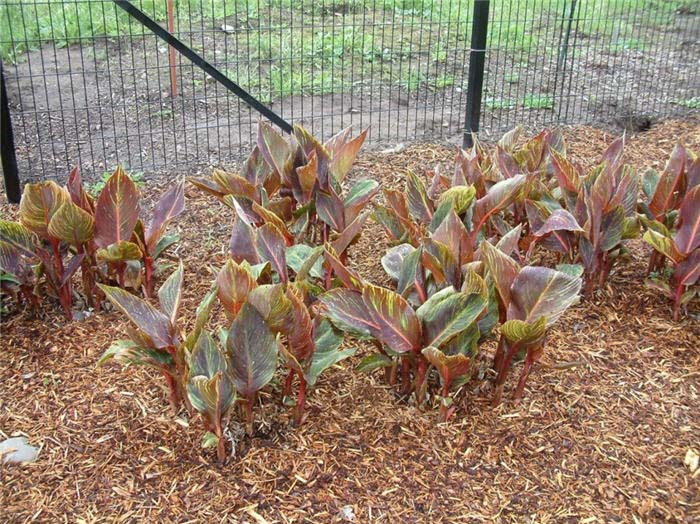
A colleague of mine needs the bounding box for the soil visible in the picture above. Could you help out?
[3,8,699,184]
[1,120,700,523]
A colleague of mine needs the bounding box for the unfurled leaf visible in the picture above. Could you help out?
[95,240,142,263]
[480,240,520,310]
[295,150,319,203]
[421,346,471,387]
[144,179,185,253]
[381,244,415,281]
[187,331,236,416]
[97,339,173,368]
[158,262,184,325]
[316,188,346,232]
[211,169,257,200]
[67,167,94,213]
[255,223,288,283]
[500,316,547,344]
[0,220,36,258]
[93,166,141,248]
[286,244,324,280]
[507,266,582,326]
[330,128,367,182]
[47,202,95,246]
[356,353,393,373]
[183,287,218,352]
[258,121,291,178]
[436,185,476,216]
[533,209,583,237]
[227,303,278,398]
[649,144,686,220]
[361,284,422,353]
[305,320,353,386]
[473,175,526,229]
[99,284,177,348]
[675,186,700,255]
[246,284,293,333]
[19,181,70,239]
[343,180,379,224]
[332,211,369,257]
[416,287,487,349]
[229,215,259,264]
[320,287,376,337]
[217,260,257,319]
[406,171,434,224]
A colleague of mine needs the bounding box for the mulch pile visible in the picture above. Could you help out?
[1,119,699,523]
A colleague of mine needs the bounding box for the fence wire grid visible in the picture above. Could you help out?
[1,0,698,182]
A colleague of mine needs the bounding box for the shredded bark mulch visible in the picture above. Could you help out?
[1,119,699,523]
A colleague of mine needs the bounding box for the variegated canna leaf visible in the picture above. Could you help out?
[0,220,36,259]
[319,288,376,339]
[343,179,379,224]
[95,240,142,263]
[305,319,353,387]
[472,174,527,229]
[361,284,422,353]
[675,186,700,255]
[295,150,319,204]
[19,181,70,239]
[642,229,682,264]
[329,127,367,182]
[97,339,173,368]
[316,188,346,232]
[217,260,258,319]
[247,284,293,332]
[67,167,94,213]
[507,266,582,326]
[47,202,95,246]
[93,166,141,249]
[381,243,415,282]
[227,303,278,399]
[480,240,520,310]
[183,287,218,352]
[99,284,177,348]
[255,223,288,283]
[421,346,472,388]
[332,211,370,257]
[324,246,365,291]
[405,171,434,224]
[286,244,324,280]
[258,121,291,179]
[187,331,236,416]
[144,179,185,254]
[649,144,686,220]
[500,316,547,344]
[158,262,184,325]
[416,287,487,349]
[229,214,260,264]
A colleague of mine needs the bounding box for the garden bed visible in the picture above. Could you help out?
[1,119,699,522]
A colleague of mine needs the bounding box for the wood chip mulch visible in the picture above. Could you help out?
[1,119,699,523]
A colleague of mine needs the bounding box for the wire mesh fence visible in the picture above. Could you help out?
[1,0,698,183]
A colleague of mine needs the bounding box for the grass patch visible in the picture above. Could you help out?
[522,95,554,110]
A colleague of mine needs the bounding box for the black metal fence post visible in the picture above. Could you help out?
[1,58,21,203]
[463,0,490,149]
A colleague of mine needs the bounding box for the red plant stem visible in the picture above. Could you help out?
[144,255,154,298]
[163,371,181,411]
[415,354,428,405]
[78,244,96,308]
[400,356,412,396]
[294,375,307,426]
[214,396,225,464]
[243,396,255,436]
[513,350,535,400]
[493,335,507,373]
[282,368,295,399]
[492,340,521,407]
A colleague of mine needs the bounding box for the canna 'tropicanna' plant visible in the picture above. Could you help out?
[529,139,640,295]
[480,241,582,405]
[642,185,700,320]
[193,123,377,259]
[0,166,184,319]
[320,251,490,421]
[639,144,700,276]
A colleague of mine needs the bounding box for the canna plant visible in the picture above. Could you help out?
[529,139,640,295]
[193,123,377,257]
[320,252,490,421]
[480,241,582,405]
[376,171,526,306]
[642,185,700,320]
[0,221,40,312]
[639,144,700,275]
[0,167,185,319]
